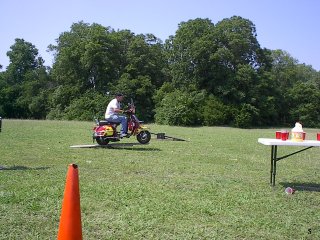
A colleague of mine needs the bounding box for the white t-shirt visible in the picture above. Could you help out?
[105,98,120,118]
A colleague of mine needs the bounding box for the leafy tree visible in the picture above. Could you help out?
[268,49,320,125]
[1,38,50,118]
[285,82,320,127]
[111,73,155,121]
[50,22,101,91]
[165,18,216,90]
[6,38,42,84]
[48,22,120,118]
[251,70,280,126]
[214,16,262,69]
[49,22,166,121]
[115,34,167,120]
[270,50,300,90]
[218,64,258,105]
[211,16,264,103]
[0,72,7,116]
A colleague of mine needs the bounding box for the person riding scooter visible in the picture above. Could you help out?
[93,98,150,145]
[104,93,129,137]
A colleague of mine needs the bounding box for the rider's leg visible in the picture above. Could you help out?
[106,115,128,135]
[118,115,128,134]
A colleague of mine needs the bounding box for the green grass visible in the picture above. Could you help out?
[1,119,320,239]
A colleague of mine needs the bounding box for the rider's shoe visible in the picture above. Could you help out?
[120,133,128,138]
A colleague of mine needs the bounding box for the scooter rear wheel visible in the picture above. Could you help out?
[96,137,110,145]
[137,131,151,144]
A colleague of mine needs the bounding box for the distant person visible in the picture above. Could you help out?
[105,93,128,137]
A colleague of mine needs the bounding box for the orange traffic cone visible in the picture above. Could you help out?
[57,164,82,240]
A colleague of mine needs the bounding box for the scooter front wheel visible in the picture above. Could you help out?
[96,137,110,145]
[137,131,151,144]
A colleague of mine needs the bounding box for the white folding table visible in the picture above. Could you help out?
[258,138,320,186]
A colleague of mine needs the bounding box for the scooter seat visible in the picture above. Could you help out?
[99,120,119,126]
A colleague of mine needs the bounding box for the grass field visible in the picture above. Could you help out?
[1,119,320,239]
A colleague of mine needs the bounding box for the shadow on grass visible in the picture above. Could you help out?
[107,143,161,151]
[70,143,161,151]
[280,182,320,192]
[0,165,50,171]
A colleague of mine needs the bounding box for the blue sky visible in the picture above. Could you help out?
[1,0,319,71]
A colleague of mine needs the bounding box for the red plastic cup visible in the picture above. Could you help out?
[317,133,320,141]
[302,132,306,140]
[281,131,289,141]
[285,187,295,195]
[275,131,281,139]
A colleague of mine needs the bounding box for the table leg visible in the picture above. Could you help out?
[270,146,274,184]
[272,146,277,186]
[267,144,313,186]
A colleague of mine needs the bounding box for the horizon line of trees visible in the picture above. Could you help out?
[1,16,320,128]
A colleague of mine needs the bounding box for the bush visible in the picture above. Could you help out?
[202,95,232,126]
[155,90,205,126]
[47,91,108,121]
[63,91,108,121]
[234,104,259,128]
[46,106,64,120]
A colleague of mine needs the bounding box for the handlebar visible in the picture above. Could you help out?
[123,107,135,114]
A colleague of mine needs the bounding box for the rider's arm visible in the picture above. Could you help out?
[114,108,123,114]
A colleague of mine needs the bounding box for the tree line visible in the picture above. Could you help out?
[1,16,320,128]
